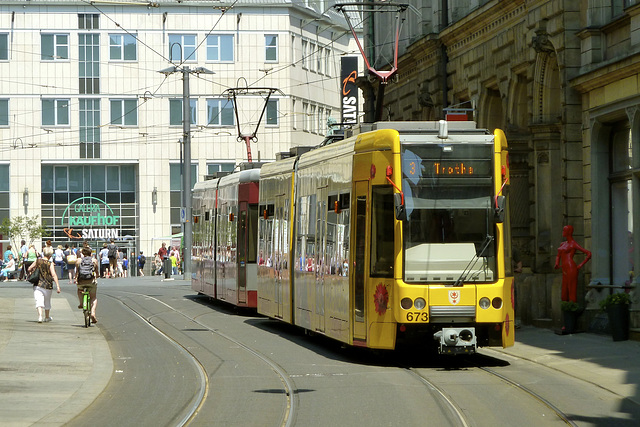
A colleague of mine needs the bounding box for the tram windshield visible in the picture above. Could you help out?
[401,143,496,284]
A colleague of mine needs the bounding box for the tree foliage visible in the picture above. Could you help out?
[0,215,47,256]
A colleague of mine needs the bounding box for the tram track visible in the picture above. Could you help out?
[404,368,471,427]
[476,365,577,426]
[402,352,579,427]
[107,290,296,427]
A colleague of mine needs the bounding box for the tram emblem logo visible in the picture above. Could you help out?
[448,291,460,305]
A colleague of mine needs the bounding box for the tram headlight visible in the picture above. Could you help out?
[414,298,426,310]
[492,297,503,309]
[479,297,491,309]
[401,297,413,310]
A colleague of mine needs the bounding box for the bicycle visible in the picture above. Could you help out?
[81,286,91,327]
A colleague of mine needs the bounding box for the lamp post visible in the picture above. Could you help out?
[23,187,29,215]
[158,65,214,279]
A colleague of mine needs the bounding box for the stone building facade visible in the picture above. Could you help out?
[364,0,639,335]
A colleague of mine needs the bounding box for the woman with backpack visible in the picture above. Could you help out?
[27,246,61,323]
[75,247,99,323]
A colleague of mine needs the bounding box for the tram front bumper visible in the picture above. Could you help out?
[433,327,477,355]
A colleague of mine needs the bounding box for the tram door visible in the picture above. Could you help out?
[275,195,288,320]
[315,187,327,332]
[237,201,248,304]
[353,181,367,339]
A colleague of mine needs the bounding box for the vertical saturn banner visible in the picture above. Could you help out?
[341,56,358,125]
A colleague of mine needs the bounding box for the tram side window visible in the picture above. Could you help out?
[371,186,394,278]
[247,204,258,263]
[326,193,350,276]
[297,195,316,271]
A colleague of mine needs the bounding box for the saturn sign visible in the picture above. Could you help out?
[61,196,120,240]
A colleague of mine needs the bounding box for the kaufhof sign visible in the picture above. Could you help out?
[61,196,120,240]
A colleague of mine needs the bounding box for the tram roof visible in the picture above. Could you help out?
[194,167,260,191]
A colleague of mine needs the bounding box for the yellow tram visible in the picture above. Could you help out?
[257,121,514,354]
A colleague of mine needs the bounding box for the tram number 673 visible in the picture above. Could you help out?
[406,312,428,322]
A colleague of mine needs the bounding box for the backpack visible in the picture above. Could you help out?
[78,256,94,280]
[108,244,118,258]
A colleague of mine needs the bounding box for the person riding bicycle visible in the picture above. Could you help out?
[75,247,99,323]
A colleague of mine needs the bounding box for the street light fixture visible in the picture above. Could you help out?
[23,187,29,214]
[158,65,215,279]
[152,187,157,212]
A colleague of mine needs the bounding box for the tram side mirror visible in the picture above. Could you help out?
[394,193,406,221]
[494,196,506,223]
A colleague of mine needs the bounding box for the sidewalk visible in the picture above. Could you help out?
[1,279,639,425]
[486,326,640,406]
[0,282,112,427]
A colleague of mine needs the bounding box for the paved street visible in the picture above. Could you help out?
[1,277,639,426]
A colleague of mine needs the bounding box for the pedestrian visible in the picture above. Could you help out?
[154,253,162,275]
[19,240,28,280]
[107,239,118,278]
[54,245,65,279]
[137,251,146,276]
[170,252,178,275]
[75,246,99,324]
[99,243,110,278]
[0,253,16,281]
[122,255,129,278]
[158,242,168,261]
[64,244,78,284]
[130,252,136,277]
[23,244,37,281]
[3,244,13,263]
[27,246,61,323]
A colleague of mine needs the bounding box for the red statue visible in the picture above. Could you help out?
[554,225,592,302]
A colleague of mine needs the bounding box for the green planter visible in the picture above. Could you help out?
[606,304,630,341]
[562,310,579,334]
[600,293,631,342]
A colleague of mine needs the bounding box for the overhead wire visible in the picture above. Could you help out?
[3,2,404,153]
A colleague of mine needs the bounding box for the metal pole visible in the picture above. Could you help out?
[182,67,192,279]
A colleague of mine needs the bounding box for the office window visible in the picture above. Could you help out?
[110,99,138,126]
[170,162,198,232]
[42,99,70,126]
[0,99,8,126]
[78,14,99,30]
[265,34,278,62]
[169,34,196,62]
[41,34,69,61]
[79,33,100,94]
[170,99,197,126]
[317,107,324,135]
[206,35,234,62]
[292,99,297,130]
[0,34,8,60]
[109,34,137,61]
[266,99,278,125]
[207,163,235,175]
[302,40,308,69]
[0,164,8,224]
[309,43,316,72]
[79,98,101,159]
[310,105,316,133]
[303,102,309,132]
[324,48,331,76]
[207,99,234,126]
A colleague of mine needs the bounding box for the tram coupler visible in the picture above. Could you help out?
[433,327,477,355]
